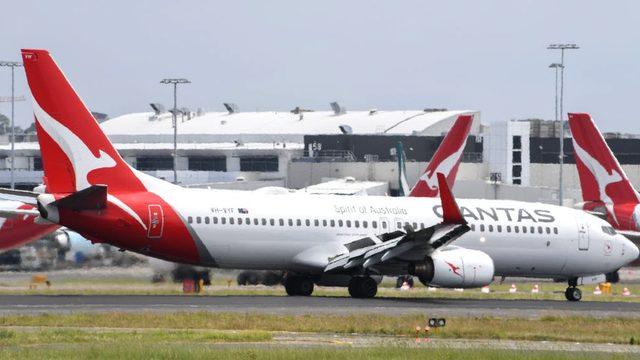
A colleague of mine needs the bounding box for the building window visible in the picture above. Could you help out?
[188,156,226,171]
[513,136,521,150]
[33,157,43,171]
[512,178,522,185]
[136,157,173,171]
[512,151,521,164]
[240,156,279,172]
[512,165,522,178]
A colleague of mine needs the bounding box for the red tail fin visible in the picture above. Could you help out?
[409,115,473,197]
[21,49,145,194]
[568,113,639,206]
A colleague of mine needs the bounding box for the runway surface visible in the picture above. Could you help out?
[1,295,639,317]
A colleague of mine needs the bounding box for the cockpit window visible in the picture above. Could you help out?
[601,226,617,235]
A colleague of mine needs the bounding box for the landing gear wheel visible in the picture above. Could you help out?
[565,286,582,302]
[348,277,378,299]
[284,276,314,296]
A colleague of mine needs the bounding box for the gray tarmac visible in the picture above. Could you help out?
[1,294,639,318]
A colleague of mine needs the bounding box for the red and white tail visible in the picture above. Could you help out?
[21,49,145,194]
[568,113,640,207]
[409,115,473,197]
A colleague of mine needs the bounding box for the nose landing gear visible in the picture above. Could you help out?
[565,278,582,301]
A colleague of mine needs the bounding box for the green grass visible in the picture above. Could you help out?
[0,345,635,360]
[0,279,638,302]
[2,312,640,345]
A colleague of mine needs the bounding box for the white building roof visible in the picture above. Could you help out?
[101,109,480,143]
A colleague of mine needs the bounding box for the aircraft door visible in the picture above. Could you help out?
[147,204,164,239]
[577,221,589,251]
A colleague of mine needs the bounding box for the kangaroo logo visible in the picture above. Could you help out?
[445,261,462,277]
[420,137,468,191]
[33,100,116,191]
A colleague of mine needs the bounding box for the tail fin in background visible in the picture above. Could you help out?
[568,113,640,207]
[409,115,473,197]
[21,49,145,194]
[396,142,411,196]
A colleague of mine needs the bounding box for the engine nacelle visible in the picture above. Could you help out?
[409,247,494,288]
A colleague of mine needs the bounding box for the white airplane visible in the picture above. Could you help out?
[13,49,638,302]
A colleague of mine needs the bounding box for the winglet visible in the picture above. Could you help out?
[437,173,465,224]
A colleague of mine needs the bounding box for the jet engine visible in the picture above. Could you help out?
[409,247,494,288]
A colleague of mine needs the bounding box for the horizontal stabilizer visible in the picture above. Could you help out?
[52,185,107,211]
[0,208,40,218]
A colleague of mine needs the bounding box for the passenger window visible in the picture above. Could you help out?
[538,226,543,234]
[372,221,377,229]
[288,219,293,226]
[420,223,425,229]
[204,217,210,224]
[279,219,284,226]
[261,218,267,225]
[506,225,511,233]
[354,220,359,228]
[314,219,319,226]
[397,222,402,229]
[188,216,193,224]
[322,220,327,227]
[346,220,351,228]
[546,227,550,234]
[338,220,343,227]
[480,224,485,232]
[514,226,519,233]
[523,226,527,233]
[305,219,310,226]
[382,221,387,229]
[412,222,418,230]
[488,225,493,232]
[470,224,475,231]
[530,226,535,233]
[269,219,274,226]
[237,218,242,225]
[553,227,558,234]
[196,217,201,224]
[229,218,234,225]
[497,225,502,232]
[213,217,218,224]
[296,219,301,226]
[363,221,368,229]
[331,220,336,227]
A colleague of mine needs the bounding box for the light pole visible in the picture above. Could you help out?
[160,78,190,184]
[0,61,23,189]
[547,44,579,206]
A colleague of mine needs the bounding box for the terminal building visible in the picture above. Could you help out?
[2,103,640,206]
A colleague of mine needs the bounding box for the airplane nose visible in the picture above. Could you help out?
[623,238,639,264]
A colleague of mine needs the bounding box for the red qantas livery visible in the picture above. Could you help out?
[409,114,473,197]
[569,113,640,237]
[0,201,58,252]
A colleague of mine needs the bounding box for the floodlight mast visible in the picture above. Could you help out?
[160,78,190,184]
[547,44,579,206]
[0,61,23,189]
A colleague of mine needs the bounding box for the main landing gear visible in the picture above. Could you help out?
[565,279,582,302]
[348,276,378,299]
[284,275,314,296]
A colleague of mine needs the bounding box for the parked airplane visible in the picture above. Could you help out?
[16,49,638,301]
[0,196,59,252]
[569,113,640,241]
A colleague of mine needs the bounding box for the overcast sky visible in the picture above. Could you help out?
[1,1,639,132]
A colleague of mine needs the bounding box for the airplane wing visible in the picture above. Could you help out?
[324,173,469,273]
